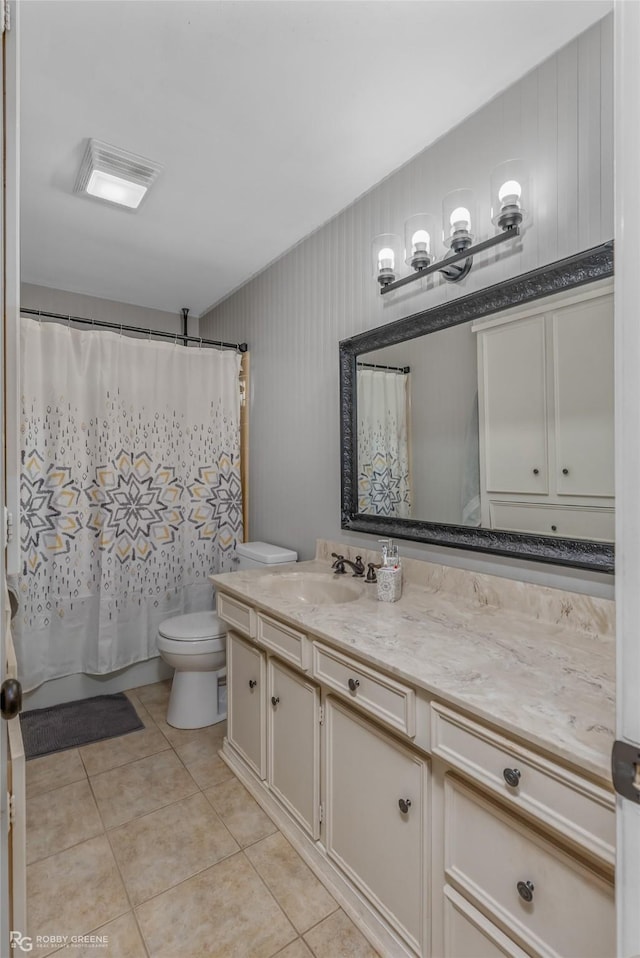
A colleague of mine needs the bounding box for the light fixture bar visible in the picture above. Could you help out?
[380,226,520,295]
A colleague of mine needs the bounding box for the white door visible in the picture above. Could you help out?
[227,632,266,779]
[552,295,614,498]
[481,317,548,495]
[1,1,25,953]
[324,697,428,954]
[267,658,320,838]
[614,3,640,955]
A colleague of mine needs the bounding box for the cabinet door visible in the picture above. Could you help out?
[325,698,427,954]
[227,632,266,779]
[552,295,614,497]
[268,658,320,838]
[482,317,548,494]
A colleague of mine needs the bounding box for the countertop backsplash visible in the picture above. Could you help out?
[316,540,615,640]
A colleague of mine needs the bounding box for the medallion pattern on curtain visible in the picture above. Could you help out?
[15,318,243,690]
[356,368,411,518]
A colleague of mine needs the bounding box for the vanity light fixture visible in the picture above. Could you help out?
[74,138,163,211]
[373,160,527,293]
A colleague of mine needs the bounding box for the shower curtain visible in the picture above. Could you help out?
[357,368,411,518]
[15,318,243,690]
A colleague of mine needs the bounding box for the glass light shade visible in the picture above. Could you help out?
[372,233,403,287]
[86,169,147,209]
[442,189,475,249]
[491,159,528,229]
[404,214,438,270]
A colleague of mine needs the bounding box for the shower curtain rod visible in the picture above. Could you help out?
[21,308,248,353]
[357,361,410,374]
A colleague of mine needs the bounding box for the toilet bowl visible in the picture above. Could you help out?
[157,610,227,729]
[158,544,298,729]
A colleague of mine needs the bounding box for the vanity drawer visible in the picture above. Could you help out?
[431,703,615,865]
[257,613,310,671]
[489,500,614,542]
[443,885,530,958]
[217,592,256,638]
[445,776,615,958]
[312,642,416,738]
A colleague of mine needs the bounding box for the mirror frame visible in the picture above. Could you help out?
[340,241,614,573]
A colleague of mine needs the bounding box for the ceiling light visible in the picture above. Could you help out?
[74,138,162,211]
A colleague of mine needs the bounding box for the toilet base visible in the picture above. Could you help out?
[166,667,227,729]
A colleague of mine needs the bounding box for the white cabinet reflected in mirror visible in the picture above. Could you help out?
[341,243,614,572]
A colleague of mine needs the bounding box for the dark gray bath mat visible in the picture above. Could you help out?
[20,692,145,759]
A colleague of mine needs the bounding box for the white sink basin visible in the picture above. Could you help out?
[259,572,361,605]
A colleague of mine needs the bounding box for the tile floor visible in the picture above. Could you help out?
[25,681,381,958]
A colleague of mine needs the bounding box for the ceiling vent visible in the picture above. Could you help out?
[74,138,163,211]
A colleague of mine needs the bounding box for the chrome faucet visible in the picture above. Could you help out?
[331,553,365,576]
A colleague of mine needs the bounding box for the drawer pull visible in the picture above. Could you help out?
[532,468,539,475]
[398,798,412,814]
[248,679,257,689]
[562,468,569,475]
[516,880,535,903]
[348,678,360,692]
[271,696,280,707]
[503,767,521,788]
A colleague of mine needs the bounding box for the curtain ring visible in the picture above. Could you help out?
[148,328,152,341]
[67,315,71,330]
[119,323,123,338]
[199,337,203,349]
[174,331,179,347]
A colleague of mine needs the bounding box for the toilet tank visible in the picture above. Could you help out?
[235,541,298,570]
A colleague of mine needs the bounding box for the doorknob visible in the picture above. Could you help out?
[1,678,22,720]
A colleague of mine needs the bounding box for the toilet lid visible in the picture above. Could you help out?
[158,611,226,641]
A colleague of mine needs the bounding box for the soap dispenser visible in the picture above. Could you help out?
[376,538,403,602]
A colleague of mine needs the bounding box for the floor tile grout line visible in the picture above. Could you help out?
[103,827,153,957]
[239,846,302,944]
[128,845,244,911]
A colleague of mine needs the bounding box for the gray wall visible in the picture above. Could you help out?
[21,283,197,338]
[202,18,614,597]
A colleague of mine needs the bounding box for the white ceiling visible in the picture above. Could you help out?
[20,0,612,317]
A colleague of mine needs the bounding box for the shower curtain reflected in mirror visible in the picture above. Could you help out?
[357,367,411,518]
[15,318,243,691]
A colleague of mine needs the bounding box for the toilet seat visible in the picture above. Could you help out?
[157,634,225,656]
[158,610,226,641]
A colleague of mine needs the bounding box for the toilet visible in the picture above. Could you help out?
[157,541,297,729]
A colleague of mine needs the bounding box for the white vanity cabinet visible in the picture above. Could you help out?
[474,288,614,540]
[217,588,615,958]
[325,696,428,955]
[267,657,321,838]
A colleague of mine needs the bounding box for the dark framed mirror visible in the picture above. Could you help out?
[340,242,614,573]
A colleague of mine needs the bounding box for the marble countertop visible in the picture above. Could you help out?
[211,557,615,788]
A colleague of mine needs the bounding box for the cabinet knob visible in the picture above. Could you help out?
[551,524,557,532]
[516,880,535,903]
[348,678,360,693]
[249,679,257,689]
[532,468,539,475]
[398,798,412,814]
[503,767,521,788]
[562,468,569,476]
[271,696,280,707]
